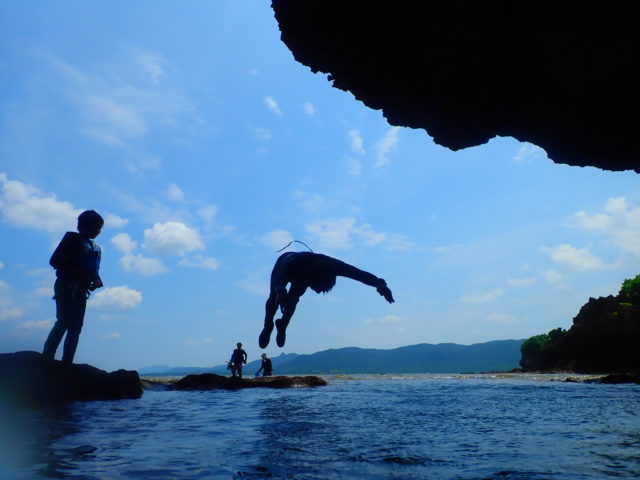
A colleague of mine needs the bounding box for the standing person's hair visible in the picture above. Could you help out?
[78,210,104,229]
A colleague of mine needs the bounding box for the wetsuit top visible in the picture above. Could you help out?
[262,358,273,375]
[231,348,247,364]
[50,232,102,288]
[270,252,384,292]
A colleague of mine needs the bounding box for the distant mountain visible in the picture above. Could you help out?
[139,341,523,375]
[273,340,524,374]
[139,352,301,376]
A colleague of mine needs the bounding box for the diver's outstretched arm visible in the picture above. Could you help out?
[331,259,395,303]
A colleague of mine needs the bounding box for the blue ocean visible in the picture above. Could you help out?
[2,374,639,479]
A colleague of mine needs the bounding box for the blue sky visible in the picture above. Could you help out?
[1,1,638,371]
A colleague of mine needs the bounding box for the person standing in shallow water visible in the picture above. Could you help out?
[255,353,273,377]
[260,251,394,349]
[230,342,247,379]
[43,210,104,364]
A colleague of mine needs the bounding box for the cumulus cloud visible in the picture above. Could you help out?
[111,232,167,275]
[143,221,204,256]
[103,332,121,340]
[348,129,365,155]
[542,244,606,271]
[0,279,24,322]
[512,143,547,163]
[111,233,137,254]
[259,229,294,250]
[0,261,4,269]
[0,173,79,234]
[103,212,129,229]
[568,197,640,256]
[166,183,185,202]
[303,102,315,116]
[179,255,220,270]
[305,217,413,251]
[458,288,505,303]
[264,96,282,116]
[120,254,168,276]
[373,127,400,168]
[89,286,142,310]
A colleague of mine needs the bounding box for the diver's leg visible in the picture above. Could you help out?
[259,292,278,348]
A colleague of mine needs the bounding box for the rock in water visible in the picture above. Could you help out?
[170,373,327,390]
[0,351,143,407]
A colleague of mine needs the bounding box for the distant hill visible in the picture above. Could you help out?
[139,352,300,376]
[139,340,523,375]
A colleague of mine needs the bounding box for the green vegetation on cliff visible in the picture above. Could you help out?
[520,275,640,373]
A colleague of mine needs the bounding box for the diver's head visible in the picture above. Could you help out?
[307,257,336,294]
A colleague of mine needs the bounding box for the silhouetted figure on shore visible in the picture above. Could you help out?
[43,210,104,364]
[259,251,394,348]
[255,353,273,377]
[230,342,247,379]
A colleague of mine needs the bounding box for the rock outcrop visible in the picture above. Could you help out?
[169,373,327,390]
[520,296,640,373]
[0,351,143,407]
[272,1,640,172]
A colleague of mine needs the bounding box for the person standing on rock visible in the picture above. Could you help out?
[230,342,247,379]
[255,353,273,377]
[42,210,104,364]
[259,251,394,348]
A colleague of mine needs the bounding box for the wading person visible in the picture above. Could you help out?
[42,210,104,364]
[255,353,273,377]
[259,251,394,348]
[230,342,247,379]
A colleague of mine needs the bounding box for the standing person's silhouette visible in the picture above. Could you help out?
[259,251,394,348]
[43,210,104,364]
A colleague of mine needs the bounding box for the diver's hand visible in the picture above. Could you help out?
[376,281,395,303]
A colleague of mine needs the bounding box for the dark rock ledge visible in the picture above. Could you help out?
[0,351,142,407]
[165,373,327,391]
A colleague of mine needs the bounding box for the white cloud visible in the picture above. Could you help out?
[143,221,204,256]
[303,102,315,116]
[179,255,220,270]
[0,306,24,322]
[103,332,121,340]
[487,313,517,325]
[253,127,272,141]
[18,319,51,331]
[512,143,546,163]
[259,230,294,250]
[198,205,218,226]
[506,276,536,287]
[306,217,413,251]
[542,244,606,271]
[166,183,185,202]
[264,96,282,116]
[458,288,505,304]
[346,157,362,176]
[568,197,640,256]
[294,190,325,213]
[119,254,168,276]
[111,233,137,255]
[89,286,142,310]
[348,129,365,155]
[373,127,400,168]
[364,314,405,324]
[0,261,4,269]
[104,212,129,229]
[48,50,192,152]
[0,173,79,234]
[541,269,562,283]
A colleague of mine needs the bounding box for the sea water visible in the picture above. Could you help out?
[1,374,639,479]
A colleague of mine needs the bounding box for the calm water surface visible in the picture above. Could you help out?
[1,374,639,479]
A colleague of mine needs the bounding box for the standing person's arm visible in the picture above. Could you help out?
[242,349,247,364]
[331,258,394,303]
